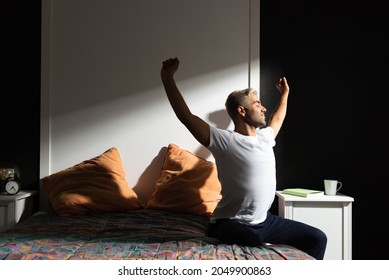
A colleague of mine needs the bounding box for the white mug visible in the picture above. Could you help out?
[324,179,342,195]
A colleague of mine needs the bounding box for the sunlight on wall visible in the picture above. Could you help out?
[50,63,247,189]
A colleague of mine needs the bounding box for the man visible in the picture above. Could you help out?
[161,57,327,259]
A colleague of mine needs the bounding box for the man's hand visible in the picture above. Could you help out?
[276,77,289,95]
[161,57,180,79]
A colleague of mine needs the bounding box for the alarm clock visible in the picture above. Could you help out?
[1,167,21,195]
[4,178,22,195]
[4,178,21,195]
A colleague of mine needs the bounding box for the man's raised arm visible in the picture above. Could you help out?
[268,77,290,138]
[161,57,210,146]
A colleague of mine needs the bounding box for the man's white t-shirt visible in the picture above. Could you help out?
[208,125,276,225]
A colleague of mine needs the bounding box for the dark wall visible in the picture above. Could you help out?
[1,2,41,190]
[261,0,388,260]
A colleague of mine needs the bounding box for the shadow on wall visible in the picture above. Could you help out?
[133,109,231,202]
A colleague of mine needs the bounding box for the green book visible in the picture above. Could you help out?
[282,188,324,197]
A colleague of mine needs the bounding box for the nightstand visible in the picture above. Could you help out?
[0,190,38,232]
[276,191,354,260]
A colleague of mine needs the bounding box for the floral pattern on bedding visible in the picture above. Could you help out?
[0,209,314,260]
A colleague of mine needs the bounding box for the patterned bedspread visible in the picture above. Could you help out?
[0,209,314,260]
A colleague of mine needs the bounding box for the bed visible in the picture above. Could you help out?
[0,144,314,260]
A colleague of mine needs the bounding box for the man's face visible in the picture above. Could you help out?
[242,92,267,128]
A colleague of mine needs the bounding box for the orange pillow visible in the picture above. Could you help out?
[43,147,143,216]
[146,143,221,217]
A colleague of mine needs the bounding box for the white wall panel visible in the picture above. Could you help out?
[41,0,259,203]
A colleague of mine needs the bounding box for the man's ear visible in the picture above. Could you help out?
[237,106,246,116]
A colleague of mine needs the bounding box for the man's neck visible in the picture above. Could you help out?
[234,125,257,136]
